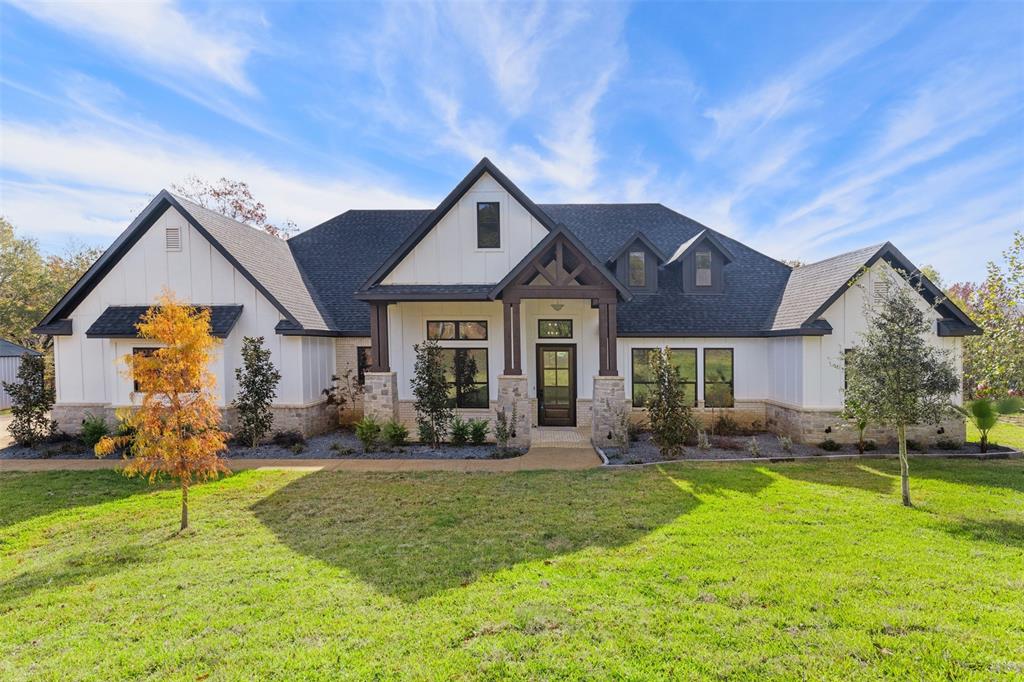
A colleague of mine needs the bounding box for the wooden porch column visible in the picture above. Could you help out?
[598,300,618,376]
[503,299,522,375]
[368,301,390,371]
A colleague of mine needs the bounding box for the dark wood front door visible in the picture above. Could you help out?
[537,345,576,426]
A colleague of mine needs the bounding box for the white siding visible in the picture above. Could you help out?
[53,207,333,408]
[0,357,20,409]
[766,337,804,406]
[383,173,548,285]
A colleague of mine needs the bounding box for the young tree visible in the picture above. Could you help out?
[844,272,959,506]
[233,336,281,447]
[95,292,229,531]
[410,340,453,448]
[172,176,296,238]
[955,395,1023,453]
[645,347,698,458]
[2,353,56,446]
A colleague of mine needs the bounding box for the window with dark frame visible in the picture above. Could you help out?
[538,319,572,339]
[356,346,373,385]
[628,251,646,287]
[132,347,156,393]
[696,251,712,287]
[440,347,489,408]
[631,347,698,408]
[426,321,488,340]
[477,201,500,249]
[703,348,734,408]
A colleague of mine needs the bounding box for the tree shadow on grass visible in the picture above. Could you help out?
[912,459,1024,495]
[0,543,153,604]
[942,517,1024,549]
[0,470,158,530]
[251,468,743,602]
[773,461,897,495]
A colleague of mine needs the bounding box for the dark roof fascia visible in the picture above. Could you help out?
[802,242,981,332]
[359,158,560,291]
[353,290,492,302]
[34,191,312,334]
[276,327,346,337]
[937,320,983,337]
[488,224,634,301]
[608,230,670,264]
[30,320,73,336]
[617,325,832,339]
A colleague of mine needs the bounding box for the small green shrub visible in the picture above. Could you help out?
[697,430,711,450]
[79,413,110,448]
[329,442,355,456]
[862,439,878,451]
[935,437,963,451]
[712,413,741,436]
[905,439,925,452]
[494,404,518,454]
[818,439,841,452]
[468,419,489,445]
[272,431,305,448]
[777,435,793,453]
[382,420,409,447]
[2,353,56,446]
[354,416,382,451]
[747,437,760,457]
[289,443,305,454]
[450,417,471,446]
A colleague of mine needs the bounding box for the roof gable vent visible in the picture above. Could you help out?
[165,226,182,251]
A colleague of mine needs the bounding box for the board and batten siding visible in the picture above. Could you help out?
[53,206,333,409]
[383,173,549,285]
[0,357,21,409]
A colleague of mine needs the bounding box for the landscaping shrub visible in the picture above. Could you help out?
[233,336,281,447]
[382,420,409,447]
[354,416,382,451]
[747,437,760,457]
[818,439,841,452]
[411,340,453,449]
[712,413,741,436]
[272,431,305,448]
[494,404,518,455]
[777,435,793,454]
[450,417,471,446]
[905,439,926,452]
[645,347,698,457]
[696,430,711,450]
[290,443,305,454]
[79,413,110,448]
[2,353,56,446]
[935,437,963,451]
[862,439,878,451]
[329,442,355,456]
[468,419,489,445]
[712,436,742,451]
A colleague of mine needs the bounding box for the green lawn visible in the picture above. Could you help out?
[968,418,1024,451]
[2,460,1022,680]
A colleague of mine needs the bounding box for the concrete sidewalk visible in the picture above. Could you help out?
[0,445,602,473]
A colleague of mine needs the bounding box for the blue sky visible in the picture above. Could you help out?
[1,1,1021,283]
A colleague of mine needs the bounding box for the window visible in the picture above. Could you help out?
[704,348,734,408]
[628,251,646,287]
[631,347,698,408]
[426,321,488,340]
[132,347,156,392]
[356,346,373,385]
[165,226,181,251]
[696,251,712,287]
[538,319,572,338]
[477,202,500,248]
[441,348,489,408]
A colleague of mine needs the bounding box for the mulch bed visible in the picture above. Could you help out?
[0,428,526,461]
[601,431,1014,465]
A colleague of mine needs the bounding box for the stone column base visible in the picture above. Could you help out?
[591,375,628,444]
[497,375,531,449]
[363,371,399,423]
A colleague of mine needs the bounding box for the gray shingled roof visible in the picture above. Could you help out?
[85,305,243,338]
[174,196,331,332]
[0,339,41,357]
[770,244,883,330]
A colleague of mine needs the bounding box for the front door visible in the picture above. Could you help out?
[537,345,576,426]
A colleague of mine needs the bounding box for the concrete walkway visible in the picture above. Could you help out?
[0,445,603,473]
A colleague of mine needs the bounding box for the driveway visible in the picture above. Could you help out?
[0,412,11,449]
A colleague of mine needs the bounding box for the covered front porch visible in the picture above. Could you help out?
[354,228,632,447]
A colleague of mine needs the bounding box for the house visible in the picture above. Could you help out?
[0,339,42,410]
[33,158,979,446]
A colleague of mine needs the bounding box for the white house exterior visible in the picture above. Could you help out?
[35,158,978,445]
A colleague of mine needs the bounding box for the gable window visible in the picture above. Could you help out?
[628,251,646,287]
[477,202,500,249]
[132,347,157,393]
[440,348,489,408]
[695,251,712,287]
[631,348,698,408]
[538,319,572,339]
[356,346,373,385]
[704,348,734,408]
[427,321,488,340]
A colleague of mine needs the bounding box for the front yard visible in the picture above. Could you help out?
[2,459,1022,680]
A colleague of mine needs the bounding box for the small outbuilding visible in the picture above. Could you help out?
[0,339,42,409]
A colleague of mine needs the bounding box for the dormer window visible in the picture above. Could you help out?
[628,251,645,287]
[696,251,712,287]
[477,202,500,248]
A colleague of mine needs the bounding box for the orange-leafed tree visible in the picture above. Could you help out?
[96,291,230,531]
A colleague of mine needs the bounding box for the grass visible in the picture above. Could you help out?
[1,460,1022,680]
[968,418,1024,451]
